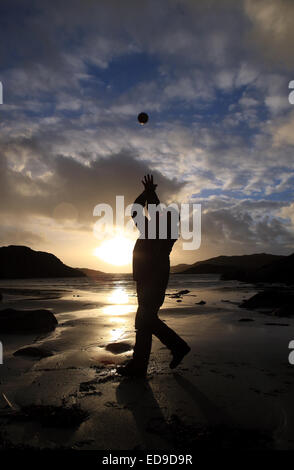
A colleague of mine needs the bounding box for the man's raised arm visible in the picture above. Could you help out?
[131,174,160,235]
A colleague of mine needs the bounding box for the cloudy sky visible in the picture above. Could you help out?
[0,0,294,271]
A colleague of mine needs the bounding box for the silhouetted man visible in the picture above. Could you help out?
[117,174,190,378]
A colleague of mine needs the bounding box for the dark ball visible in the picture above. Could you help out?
[137,112,149,125]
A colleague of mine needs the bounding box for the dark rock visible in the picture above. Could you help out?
[105,342,133,354]
[238,318,254,322]
[240,290,294,312]
[196,300,206,305]
[79,380,97,392]
[176,299,182,303]
[0,308,58,333]
[169,289,190,299]
[13,346,53,358]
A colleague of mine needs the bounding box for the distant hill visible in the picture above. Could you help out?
[231,253,294,285]
[170,263,190,274]
[79,268,111,279]
[1,245,291,284]
[179,253,285,277]
[0,246,86,279]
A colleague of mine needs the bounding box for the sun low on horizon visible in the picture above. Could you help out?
[93,236,135,266]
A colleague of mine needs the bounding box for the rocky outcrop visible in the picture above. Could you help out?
[240,289,294,316]
[0,308,58,333]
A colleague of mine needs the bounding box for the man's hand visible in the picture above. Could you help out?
[142,174,157,193]
[132,174,160,226]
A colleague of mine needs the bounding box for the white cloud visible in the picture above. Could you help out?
[1,0,294,265]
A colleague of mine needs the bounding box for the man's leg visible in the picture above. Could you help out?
[117,278,190,377]
[117,283,155,376]
[152,317,188,351]
[122,279,167,373]
[131,305,153,373]
[143,277,188,350]
[147,279,191,368]
[151,317,190,368]
[135,278,190,367]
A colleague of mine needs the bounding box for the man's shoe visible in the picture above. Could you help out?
[169,345,191,369]
[116,362,147,378]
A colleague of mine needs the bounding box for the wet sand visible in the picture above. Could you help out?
[0,279,294,450]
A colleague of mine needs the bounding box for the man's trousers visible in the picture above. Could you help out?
[132,277,189,372]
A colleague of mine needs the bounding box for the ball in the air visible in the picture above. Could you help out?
[137,112,149,125]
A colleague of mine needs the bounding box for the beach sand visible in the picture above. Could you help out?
[0,276,293,450]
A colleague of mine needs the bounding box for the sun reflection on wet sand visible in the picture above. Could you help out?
[102,287,136,316]
[109,327,125,342]
[102,304,136,316]
[97,287,136,343]
[108,288,129,305]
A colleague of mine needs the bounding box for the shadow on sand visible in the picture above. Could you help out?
[116,377,171,449]
[115,372,231,450]
[172,372,232,426]
[116,373,274,450]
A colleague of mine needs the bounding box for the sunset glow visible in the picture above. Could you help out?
[94,237,134,266]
